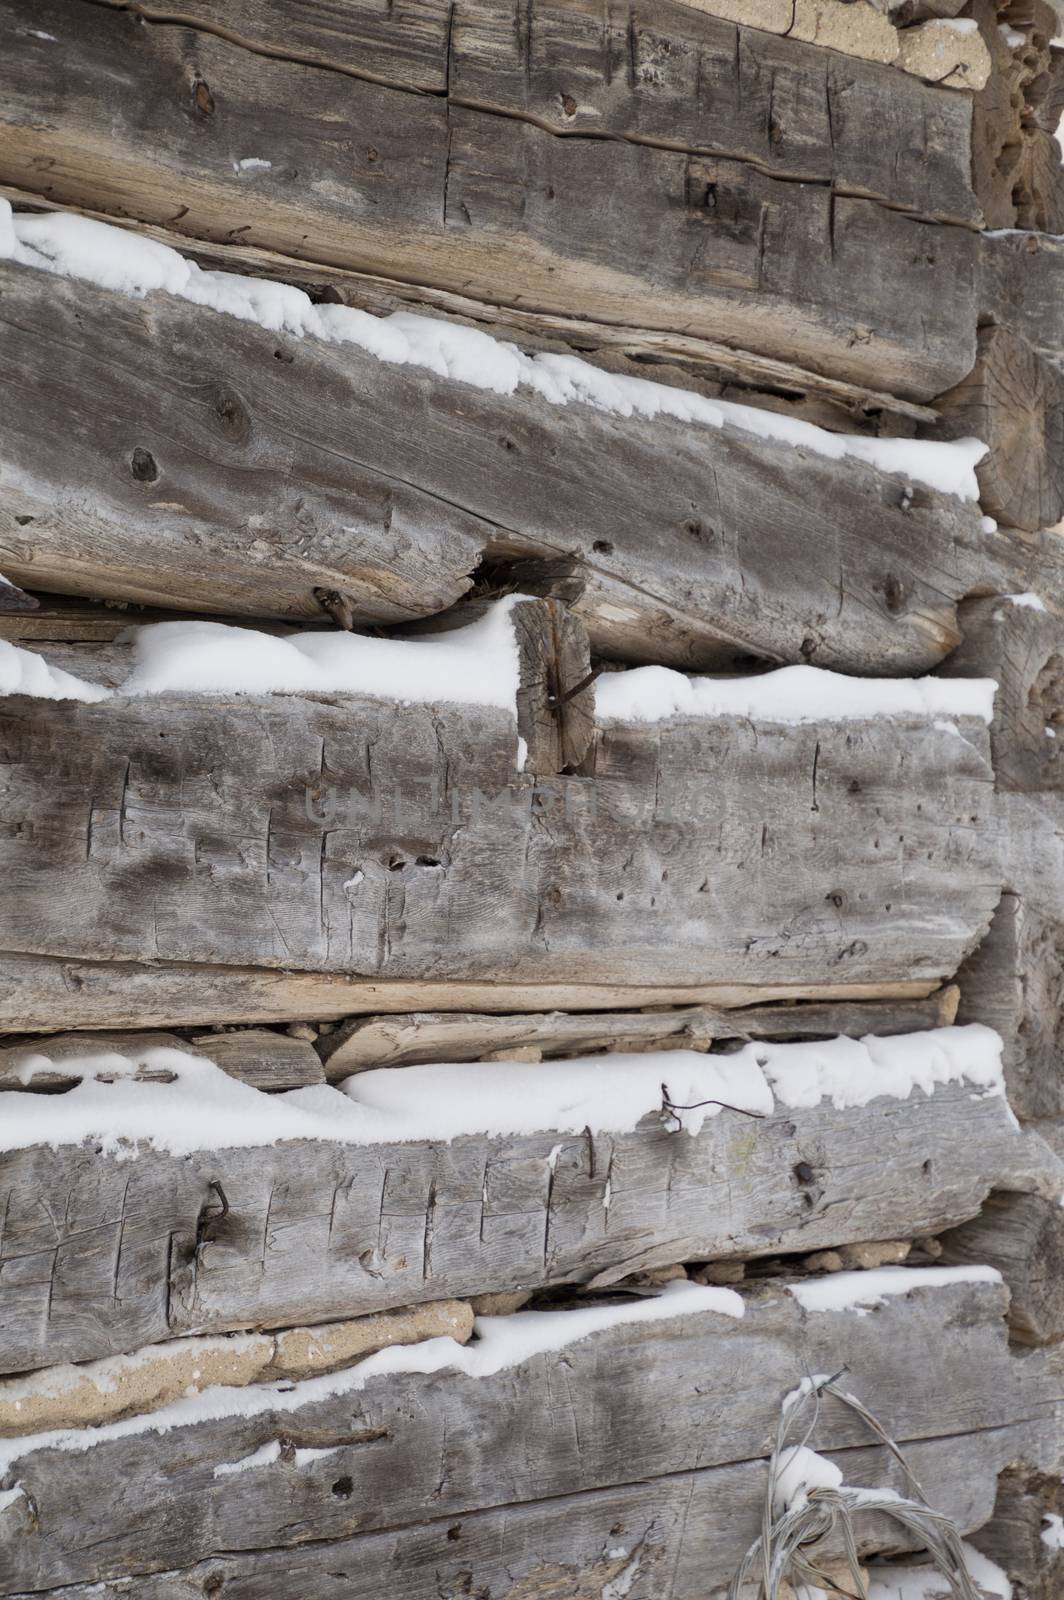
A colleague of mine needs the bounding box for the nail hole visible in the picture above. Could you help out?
[130,448,159,483]
[593,540,614,555]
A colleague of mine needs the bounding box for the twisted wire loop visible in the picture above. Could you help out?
[725,1373,984,1600]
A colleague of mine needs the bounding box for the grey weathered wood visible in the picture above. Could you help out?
[936,327,1064,534]
[0,951,945,1035]
[0,259,993,673]
[0,1425,1049,1600]
[0,183,949,436]
[0,1028,324,1094]
[955,894,1064,1122]
[0,1080,1048,1371]
[0,576,36,613]
[942,595,1064,795]
[971,1461,1064,1600]
[0,0,984,399]
[319,990,960,1074]
[869,0,966,19]
[980,230,1064,362]
[0,1277,1058,1593]
[0,689,1000,989]
[397,596,595,776]
[939,1192,1064,1345]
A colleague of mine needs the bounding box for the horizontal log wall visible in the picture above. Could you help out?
[0,687,1000,992]
[0,1278,1059,1594]
[0,0,987,398]
[0,255,996,670]
[0,1066,1045,1371]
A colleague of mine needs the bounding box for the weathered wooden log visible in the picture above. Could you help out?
[0,0,987,400]
[980,231,1064,361]
[0,1426,1043,1600]
[0,1275,1058,1594]
[0,1061,1048,1371]
[0,0,987,390]
[942,594,1064,794]
[0,256,992,672]
[0,1029,324,1094]
[319,990,960,1074]
[0,952,947,1035]
[955,893,1064,1121]
[938,1191,1064,1346]
[970,1462,1064,1600]
[936,327,1064,534]
[0,682,1001,990]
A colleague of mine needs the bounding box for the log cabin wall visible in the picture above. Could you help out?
[1,1,1064,1595]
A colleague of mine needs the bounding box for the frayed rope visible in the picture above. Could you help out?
[726,1372,985,1599]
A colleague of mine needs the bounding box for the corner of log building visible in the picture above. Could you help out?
[1,1,1064,1595]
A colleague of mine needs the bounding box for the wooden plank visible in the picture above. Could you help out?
[0,258,993,672]
[939,1192,1064,1345]
[936,327,1064,534]
[0,1427,1044,1600]
[955,893,1064,1122]
[0,952,942,1034]
[0,1029,324,1094]
[0,1077,1046,1370]
[941,595,1064,794]
[0,690,1000,989]
[0,0,983,399]
[0,1277,1058,1594]
[319,991,960,1074]
[980,230,1064,361]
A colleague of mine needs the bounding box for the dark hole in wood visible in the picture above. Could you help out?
[273,348,294,364]
[447,1523,463,1541]
[388,857,406,871]
[593,540,614,555]
[332,1476,354,1499]
[793,1161,816,1186]
[192,78,215,117]
[130,448,158,483]
[415,855,442,868]
[14,514,34,526]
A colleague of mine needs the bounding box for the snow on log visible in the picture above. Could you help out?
[0,645,1002,991]
[0,1028,325,1094]
[0,1274,1058,1594]
[0,0,987,398]
[0,1030,1052,1370]
[0,230,994,672]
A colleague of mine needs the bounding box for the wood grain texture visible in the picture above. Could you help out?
[971,0,1064,233]
[319,992,959,1073]
[0,1081,1047,1371]
[0,1278,1059,1593]
[936,326,1064,534]
[0,0,982,399]
[939,1191,1064,1345]
[0,1427,1046,1600]
[0,259,991,671]
[943,594,1064,795]
[0,690,1000,989]
[971,1461,1064,1600]
[955,892,1064,1122]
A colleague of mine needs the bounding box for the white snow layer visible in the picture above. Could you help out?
[787,1264,1003,1314]
[0,202,986,499]
[0,1279,741,1475]
[120,603,522,706]
[1042,1512,1064,1549]
[0,1026,1006,1157]
[0,638,110,703]
[868,1546,1012,1598]
[1,609,998,731]
[772,1445,844,1514]
[595,662,997,726]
